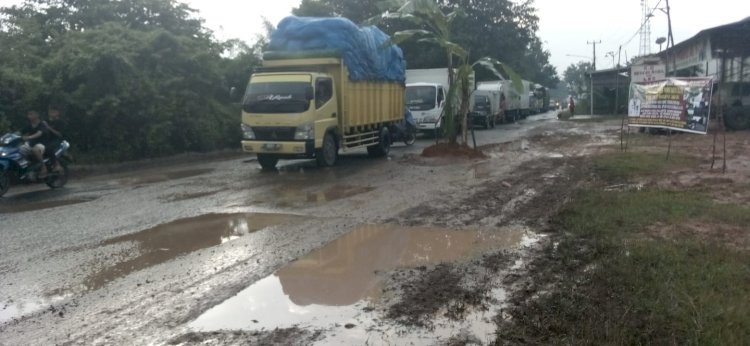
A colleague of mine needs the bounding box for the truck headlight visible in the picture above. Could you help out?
[294,123,314,140]
[241,123,255,140]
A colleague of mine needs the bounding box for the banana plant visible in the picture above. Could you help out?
[372,0,522,145]
[370,0,465,144]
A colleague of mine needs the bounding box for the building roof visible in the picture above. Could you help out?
[653,16,750,59]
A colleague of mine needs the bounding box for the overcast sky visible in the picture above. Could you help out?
[185,0,749,74]
[3,0,749,74]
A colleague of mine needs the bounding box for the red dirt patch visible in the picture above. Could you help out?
[421,143,487,159]
[647,220,750,250]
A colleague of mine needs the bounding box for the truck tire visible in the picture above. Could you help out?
[724,105,749,130]
[367,127,391,158]
[257,154,279,170]
[316,132,338,167]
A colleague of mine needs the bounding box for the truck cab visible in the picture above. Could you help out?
[241,71,339,169]
[406,82,446,133]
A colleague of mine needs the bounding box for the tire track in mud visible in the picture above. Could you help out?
[389,156,587,229]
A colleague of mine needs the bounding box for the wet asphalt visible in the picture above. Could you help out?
[0,111,595,344]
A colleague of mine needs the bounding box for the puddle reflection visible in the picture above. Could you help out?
[190,224,529,332]
[84,213,301,290]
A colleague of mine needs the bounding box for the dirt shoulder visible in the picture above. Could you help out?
[496,130,750,345]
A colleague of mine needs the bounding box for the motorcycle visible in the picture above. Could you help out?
[0,133,71,197]
[389,109,417,146]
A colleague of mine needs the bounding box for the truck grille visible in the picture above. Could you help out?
[252,127,297,141]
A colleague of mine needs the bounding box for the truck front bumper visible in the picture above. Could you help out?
[416,122,440,132]
[241,140,315,158]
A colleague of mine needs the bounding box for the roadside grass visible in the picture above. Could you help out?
[496,152,750,345]
[592,151,700,182]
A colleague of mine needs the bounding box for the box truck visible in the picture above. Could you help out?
[405,68,474,134]
[240,53,404,169]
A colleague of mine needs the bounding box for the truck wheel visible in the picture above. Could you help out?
[367,127,391,158]
[0,171,9,197]
[316,132,338,167]
[257,154,279,170]
[724,105,749,130]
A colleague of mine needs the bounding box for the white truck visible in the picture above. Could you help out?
[469,89,501,128]
[476,80,529,122]
[405,68,474,134]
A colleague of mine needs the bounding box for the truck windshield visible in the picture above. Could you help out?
[243,82,310,114]
[473,95,490,112]
[406,86,437,111]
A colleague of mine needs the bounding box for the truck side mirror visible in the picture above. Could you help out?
[229,87,238,99]
[305,86,314,101]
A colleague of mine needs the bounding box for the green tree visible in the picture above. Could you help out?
[292,0,335,17]
[0,0,257,162]
[563,61,593,97]
[294,0,559,85]
[378,0,521,145]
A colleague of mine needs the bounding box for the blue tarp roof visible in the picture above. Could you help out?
[268,16,406,83]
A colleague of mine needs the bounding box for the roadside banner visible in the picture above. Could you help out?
[628,77,713,134]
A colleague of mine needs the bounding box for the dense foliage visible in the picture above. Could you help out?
[2,0,559,162]
[0,0,259,162]
[294,0,559,86]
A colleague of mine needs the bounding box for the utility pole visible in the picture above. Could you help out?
[587,40,601,115]
[665,0,676,76]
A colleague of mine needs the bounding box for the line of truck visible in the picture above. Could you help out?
[404,68,552,133]
[238,17,555,169]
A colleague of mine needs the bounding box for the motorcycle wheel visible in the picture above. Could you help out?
[45,160,69,189]
[0,170,9,197]
[403,130,416,146]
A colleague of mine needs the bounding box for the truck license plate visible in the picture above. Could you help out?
[262,143,282,151]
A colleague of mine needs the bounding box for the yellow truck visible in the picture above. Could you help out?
[240,53,405,170]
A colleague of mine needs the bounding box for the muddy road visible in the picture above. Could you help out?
[0,112,619,345]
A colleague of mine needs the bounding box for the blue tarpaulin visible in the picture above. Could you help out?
[268,16,406,83]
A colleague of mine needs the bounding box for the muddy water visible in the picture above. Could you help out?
[118,168,214,186]
[0,198,95,214]
[189,224,528,332]
[84,213,301,290]
[257,184,375,207]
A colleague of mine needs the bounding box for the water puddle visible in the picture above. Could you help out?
[118,168,214,186]
[159,190,222,202]
[257,184,375,207]
[0,198,95,214]
[0,294,69,323]
[84,213,301,290]
[190,224,529,334]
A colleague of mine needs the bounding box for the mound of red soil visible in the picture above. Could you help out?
[421,143,487,159]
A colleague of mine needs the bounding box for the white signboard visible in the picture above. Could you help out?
[631,64,666,84]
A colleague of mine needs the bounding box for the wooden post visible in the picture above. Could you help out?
[666,129,672,160]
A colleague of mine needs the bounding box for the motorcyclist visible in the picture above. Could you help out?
[20,110,51,178]
[44,106,66,171]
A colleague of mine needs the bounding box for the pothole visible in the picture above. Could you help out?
[189,224,533,338]
[117,168,214,186]
[83,213,302,290]
[256,184,375,207]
